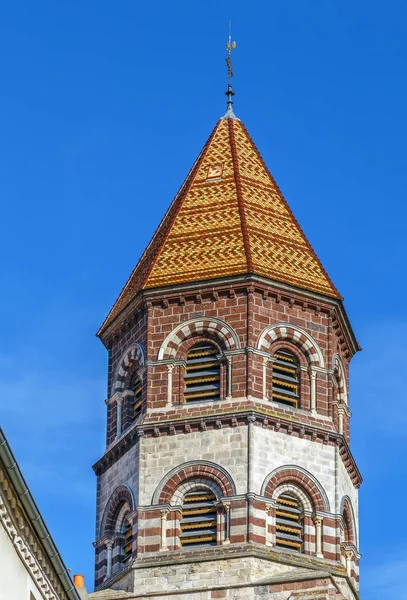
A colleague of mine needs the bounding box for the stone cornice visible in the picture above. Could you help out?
[93,409,362,488]
[98,275,359,359]
[0,466,69,600]
[94,543,359,599]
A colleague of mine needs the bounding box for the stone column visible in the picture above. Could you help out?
[116,394,123,438]
[167,365,173,407]
[216,507,222,544]
[263,356,268,400]
[265,504,273,546]
[223,502,231,544]
[314,516,323,558]
[346,551,353,577]
[338,407,344,435]
[309,368,317,413]
[105,539,114,579]
[160,509,168,551]
[226,357,232,400]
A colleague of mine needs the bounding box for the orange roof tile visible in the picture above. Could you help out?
[99,117,340,334]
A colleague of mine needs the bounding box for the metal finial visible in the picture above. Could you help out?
[224,22,237,119]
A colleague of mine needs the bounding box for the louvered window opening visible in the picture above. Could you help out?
[184,344,220,403]
[275,494,303,552]
[272,350,300,407]
[122,518,133,561]
[180,489,217,547]
[131,376,142,422]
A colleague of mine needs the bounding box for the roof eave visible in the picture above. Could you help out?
[0,428,81,600]
[97,273,360,357]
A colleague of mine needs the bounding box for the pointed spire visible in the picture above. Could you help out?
[224,23,238,119]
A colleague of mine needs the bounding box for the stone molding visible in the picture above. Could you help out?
[152,460,236,504]
[158,316,240,360]
[93,411,362,488]
[112,343,145,393]
[261,465,331,512]
[100,484,136,538]
[257,323,325,367]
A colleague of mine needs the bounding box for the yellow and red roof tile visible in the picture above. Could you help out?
[99,117,340,334]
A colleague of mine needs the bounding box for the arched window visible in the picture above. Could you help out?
[272,349,300,407]
[275,493,303,552]
[180,488,217,547]
[184,343,220,403]
[129,374,142,422]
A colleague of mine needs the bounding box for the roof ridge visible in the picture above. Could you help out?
[238,121,342,300]
[228,118,253,273]
[97,121,222,335]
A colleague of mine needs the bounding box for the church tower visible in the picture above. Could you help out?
[92,51,361,599]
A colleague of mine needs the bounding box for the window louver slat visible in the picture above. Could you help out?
[131,377,142,422]
[180,489,217,547]
[122,520,132,560]
[184,344,220,403]
[275,494,303,552]
[272,350,300,408]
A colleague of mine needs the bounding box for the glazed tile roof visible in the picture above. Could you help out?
[99,116,340,334]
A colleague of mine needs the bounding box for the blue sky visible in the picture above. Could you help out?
[0,1,406,596]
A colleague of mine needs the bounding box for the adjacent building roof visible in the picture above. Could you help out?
[99,115,341,335]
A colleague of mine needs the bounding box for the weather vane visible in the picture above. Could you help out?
[225,22,236,117]
[226,24,236,83]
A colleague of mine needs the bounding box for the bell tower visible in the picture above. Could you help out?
[92,53,361,600]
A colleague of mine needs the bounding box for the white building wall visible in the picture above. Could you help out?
[0,521,43,600]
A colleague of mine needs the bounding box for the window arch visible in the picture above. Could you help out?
[275,492,304,552]
[180,487,218,548]
[184,342,221,403]
[272,349,300,407]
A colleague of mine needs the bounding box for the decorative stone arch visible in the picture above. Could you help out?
[158,317,240,360]
[257,323,325,367]
[332,354,348,405]
[171,479,224,506]
[100,484,136,538]
[261,466,330,512]
[113,343,145,393]
[340,496,357,546]
[272,482,313,512]
[153,461,236,505]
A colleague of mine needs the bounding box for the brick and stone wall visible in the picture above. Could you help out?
[94,277,360,597]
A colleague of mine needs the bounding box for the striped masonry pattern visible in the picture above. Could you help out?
[258,324,322,366]
[114,343,145,392]
[161,318,238,360]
